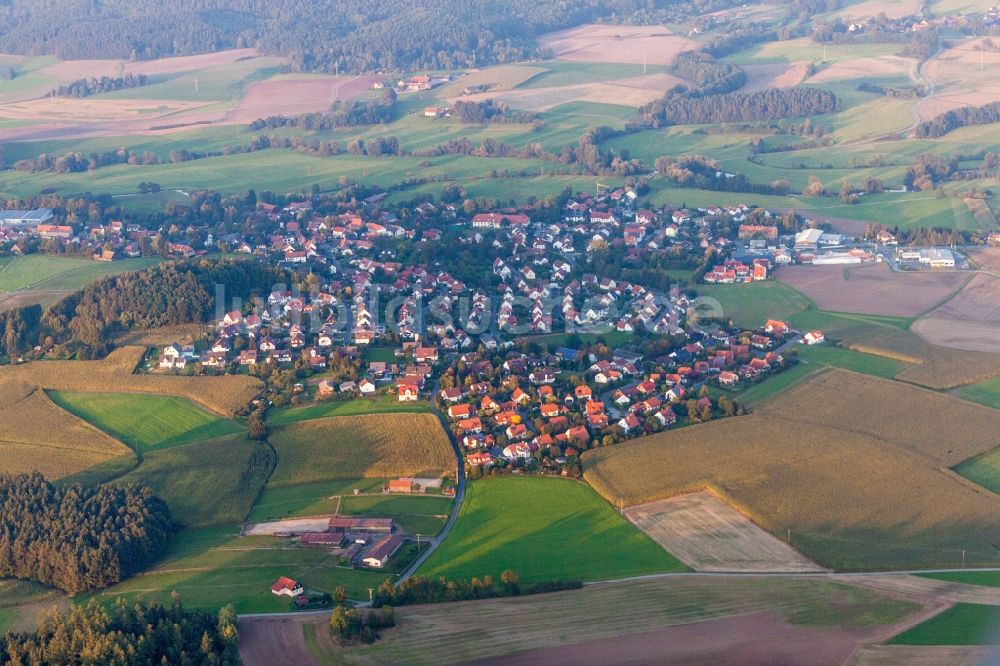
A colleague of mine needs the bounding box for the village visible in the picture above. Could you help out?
[141,185,820,482]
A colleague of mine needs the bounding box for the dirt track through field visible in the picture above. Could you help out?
[625,492,824,573]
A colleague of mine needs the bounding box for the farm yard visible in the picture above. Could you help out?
[272,576,923,665]
[584,369,1000,571]
[418,476,686,583]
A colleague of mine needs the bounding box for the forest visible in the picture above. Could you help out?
[634,87,839,127]
[0,474,172,594]
[40,260,288,358]
[0,0,745,73]
[0,596,240,664]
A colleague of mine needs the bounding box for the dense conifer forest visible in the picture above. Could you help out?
[0,474,172,594]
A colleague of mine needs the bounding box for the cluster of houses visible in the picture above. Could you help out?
[435,317,795,472]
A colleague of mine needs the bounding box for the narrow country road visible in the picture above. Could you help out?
[394,373,466,584]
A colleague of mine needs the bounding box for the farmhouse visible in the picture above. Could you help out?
[388,478,417,493]
[270,576,303,597]
[363,533,405,568]
[803,330,825,345]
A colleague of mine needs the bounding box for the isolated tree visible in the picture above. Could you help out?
[805,175,825,197]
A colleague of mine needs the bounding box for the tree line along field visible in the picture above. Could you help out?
[417,476,687,584]
[584,369,1000,571]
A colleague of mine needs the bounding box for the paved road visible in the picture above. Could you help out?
[394,375,466,584]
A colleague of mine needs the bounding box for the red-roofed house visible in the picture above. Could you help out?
[271,576,303,597]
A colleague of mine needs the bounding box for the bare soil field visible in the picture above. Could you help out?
[239,616,320,666]
[776,263,968,317]
[226,74,376,123]
[453,80,665,112]
[912,274,1000,352]
[537,24,697,65]
[970,247,1000,272]
[124,49,263,77]
[584,369,1000,570]
[625,492,824,572]
[741,62,810,92]
[478,613,863,666]
[268,576,922,665]
[809,56,912,83]
[835,0,922,19]
[918,38,1000,121]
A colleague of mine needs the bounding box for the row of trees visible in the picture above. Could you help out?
[0,596,239,664]
[915,101,1000,138]
[452,99,537,124]
[370,571,582,607]
[0,474,172,594]
[50,73,148,98]
[248,89,398,130]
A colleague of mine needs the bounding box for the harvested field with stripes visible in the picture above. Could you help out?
[624,492,824,572]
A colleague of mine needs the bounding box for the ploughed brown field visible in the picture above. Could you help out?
[912,273,1000,353]
[584,369,1000,570]
[775,263,968,318]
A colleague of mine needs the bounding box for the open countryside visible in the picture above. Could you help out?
[0,0,999,663]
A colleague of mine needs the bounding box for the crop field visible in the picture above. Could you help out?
[889,603,1000,645]
[267,413,454,486]
[795,344,914,379]
[0,384,132,479]
[730,362,822,406]
[0,346,263,416]
[624,492,824,572]
[418,476,686,583]
[775,264,969,318]
[338,494,452,536]
[296,576,921,665]
[83,526,394,613]
[911,274,1000,353]
[114,435,273,527]
[952,446,1000,495]
[584,369,1000,570]
[695,281,814,328]
[48,391,244,453]
[266,393,429,425]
